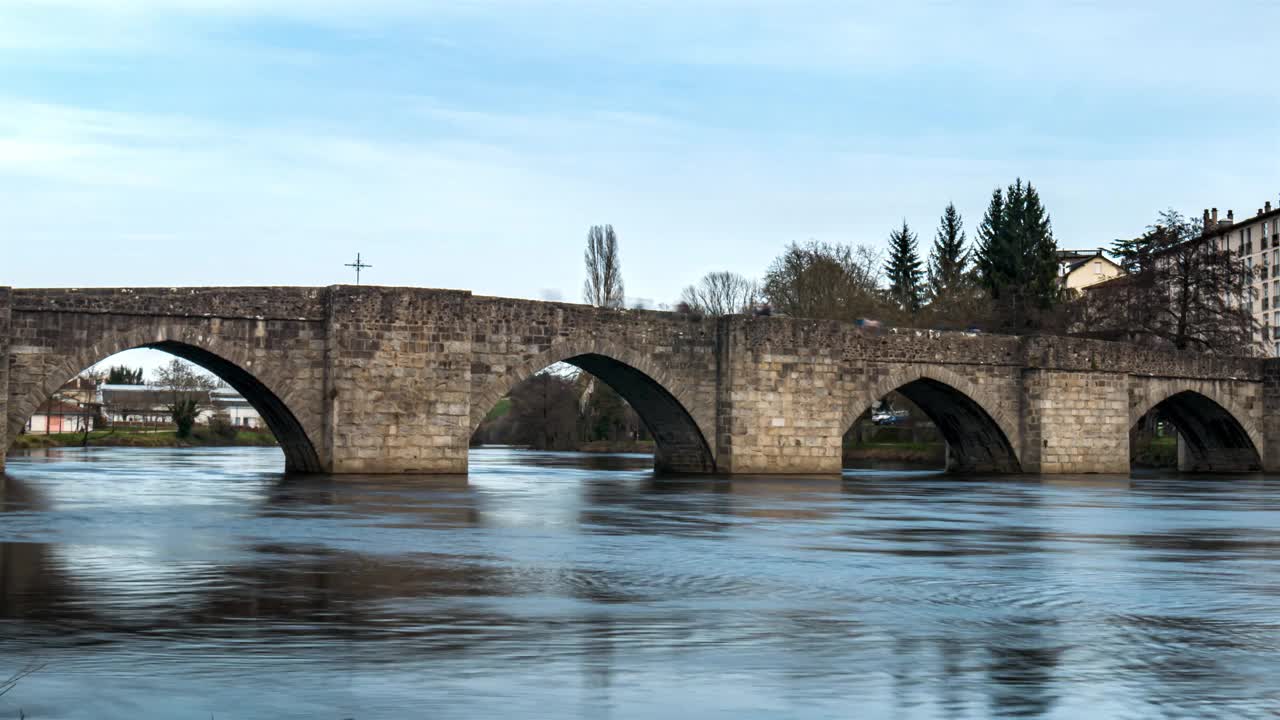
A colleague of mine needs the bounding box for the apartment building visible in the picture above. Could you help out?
[1200,197,1280,355]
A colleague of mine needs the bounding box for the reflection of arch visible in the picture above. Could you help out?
[844,365,1021,473]
[471,339,715,473]
[8,324,322,474]
[1129,385,1261,472]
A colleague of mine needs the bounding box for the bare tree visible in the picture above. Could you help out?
[152,358,216,438]
[583,224,625,308]
[762,240,888,321]
[680,271,759,316]
[1076,209,1257,354]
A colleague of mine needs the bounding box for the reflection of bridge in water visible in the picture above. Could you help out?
[4,285,1278,476]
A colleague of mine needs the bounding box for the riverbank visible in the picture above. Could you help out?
[10,428,278,450]
[843,441,946,466]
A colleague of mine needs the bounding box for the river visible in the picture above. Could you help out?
[1,446,1278,719]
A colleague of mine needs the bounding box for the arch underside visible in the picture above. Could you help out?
[8,336,322,475]
[890,378,1021,473]
[1142,391,1260,472]
[476,351,716,474]
[565,353,715,473]
[144,342,322,474]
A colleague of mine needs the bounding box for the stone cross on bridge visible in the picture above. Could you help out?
[3,285,1278,475]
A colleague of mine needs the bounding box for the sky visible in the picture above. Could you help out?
[3,0,1280,317]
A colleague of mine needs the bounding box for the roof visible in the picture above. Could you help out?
[1201,205,1280,240]
[33,400,94,415]
[1063,251,1121,276]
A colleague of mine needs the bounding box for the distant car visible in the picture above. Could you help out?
[871,409,908,425]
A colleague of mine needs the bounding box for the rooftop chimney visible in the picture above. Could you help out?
[1228,209,1235,221]
[1212,208,1219,225]
[1267,201,1273,213]
[1203,209,1212,227]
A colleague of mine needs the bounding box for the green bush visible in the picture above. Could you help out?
[208,413,239,441]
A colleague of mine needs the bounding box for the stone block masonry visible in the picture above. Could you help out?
[3,284,1277,475]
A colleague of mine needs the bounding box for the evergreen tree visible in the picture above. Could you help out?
[974,187,1005,295]
[884,220,923,313]
[973,179,1059,330]
[927,202,969,300]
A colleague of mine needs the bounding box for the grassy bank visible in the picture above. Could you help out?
[11,427,278,450]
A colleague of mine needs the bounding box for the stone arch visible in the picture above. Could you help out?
[843,364,1021,473]
[1129,381,1262,472]
[8,322,323,473]
[470,337,715,473]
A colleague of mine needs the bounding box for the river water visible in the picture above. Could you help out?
[1,447,1278,719]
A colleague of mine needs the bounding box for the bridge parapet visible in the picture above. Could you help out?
[12,286,328,321]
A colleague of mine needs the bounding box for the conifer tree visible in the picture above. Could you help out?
[973,179,1059,329]
[885,220,923,314]
[927,202,969,301]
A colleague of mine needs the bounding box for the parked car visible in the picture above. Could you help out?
[871,409,908,425]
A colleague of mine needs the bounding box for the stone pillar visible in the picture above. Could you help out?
[322,286,473,474]
[1262,359,1280,472]
[1020,368,1129,474]
[0,287,9,472]
[714,317,843,475]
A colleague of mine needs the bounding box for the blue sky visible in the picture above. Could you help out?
[3,1,1279,310]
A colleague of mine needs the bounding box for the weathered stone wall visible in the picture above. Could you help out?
[715,318,1027,473]
[467,296,719,471]
[1264,360,1280,472]
[1021,370,1130,474]
[5,288,329,473]
[3,285,1274,476]
[0,288,10,471]
[12,287,326,321]
[323,287,473,474]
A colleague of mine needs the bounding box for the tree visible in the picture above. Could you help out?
[680,271,758,316]
[106,365,144,384]
[152,358,215,438]
[762,240,888,321]
[927,202,969,301]
[583,224,625,308]
[885,220,924,313]
[504,371,583,450]
[1077,209,1256,353]
[973,179,1059,331]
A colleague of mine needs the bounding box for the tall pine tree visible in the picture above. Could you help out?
[973,179,1059,330]
[885,220,923,314]
[927,202,969,301]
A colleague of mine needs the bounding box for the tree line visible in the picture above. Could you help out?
[483,185,1262,448]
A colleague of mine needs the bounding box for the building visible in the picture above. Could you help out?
[1057,248,1125,291]
[1198,198,1280,355]
[23,376,99,434]
[98,383,263,429]
[25,399,95,433]
[211,387,262,428]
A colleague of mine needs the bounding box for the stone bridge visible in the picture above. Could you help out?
[3,285,1277,475]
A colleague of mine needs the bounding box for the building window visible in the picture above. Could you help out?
[1093,261,1102,276]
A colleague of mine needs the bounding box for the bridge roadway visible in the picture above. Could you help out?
[3,285,1277,475]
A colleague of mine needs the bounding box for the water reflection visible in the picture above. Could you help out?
[1,447,1278,719]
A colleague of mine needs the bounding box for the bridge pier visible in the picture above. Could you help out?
[1264,360,1280,473]
[0,288,9,472]
[1019,368,1130,474]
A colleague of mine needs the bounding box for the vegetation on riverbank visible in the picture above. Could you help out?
[1132,434,1176,468]
[11,427,278,450]
[843,440,946,465]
